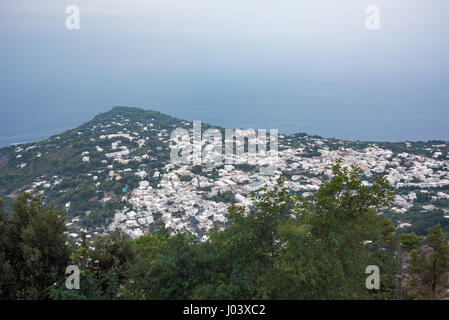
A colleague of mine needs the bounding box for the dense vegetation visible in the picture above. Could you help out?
[0,195,69,299]
[1,161,448,300]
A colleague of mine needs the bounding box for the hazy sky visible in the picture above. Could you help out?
[0,0,448,145]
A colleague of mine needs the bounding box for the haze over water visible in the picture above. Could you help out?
[1,0,448,147]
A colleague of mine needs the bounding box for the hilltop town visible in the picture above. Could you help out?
[1,107,448,243]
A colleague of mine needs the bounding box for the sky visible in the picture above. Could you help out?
[0,0,448,146]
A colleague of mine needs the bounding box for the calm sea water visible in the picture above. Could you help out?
[1,3,448,147]
[1,93,447,148]
[1,59,448,147]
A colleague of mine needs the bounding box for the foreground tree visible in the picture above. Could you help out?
[409,223,449,294]
[50,228,136,300]
[400,233,424,253]
[190,177,293,299]
[0,198,15,298]
[269,160,396,299]
[0,194,70,299]
[6,159,399,300]
[123,160,397,300]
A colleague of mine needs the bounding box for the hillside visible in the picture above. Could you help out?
[1,106,449,241]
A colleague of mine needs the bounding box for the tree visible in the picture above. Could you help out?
[0,197,15,299]
[191,165,203,175]
[7,159,400,300]
[191,177,293,299]
[416,192,431,203]
[400,233,424,253]
[49,228,136,300]
[89,228,136,275]
[0,197,7,223]
[270,160,396,299]
[0,194,70,299]
[125,232,196,299]
[177,160,396,300]
[409,223,449,294]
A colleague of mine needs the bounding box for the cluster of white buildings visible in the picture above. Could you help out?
[105,134,449,239]
[10,114,449,240]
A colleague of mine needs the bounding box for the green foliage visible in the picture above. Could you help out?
[49,228,135,300]
[2,160,402,300]
[400,233,424,252]
[125,233,196,299]
[132,232,168,261]
[49,268,120,300]
[191,165,203,175]
[210,190,236,204]
[416,192,432,203]
[179,175,193,182]
[90,228,136,274]
[409,223,449,293]
[0,194,70,300]
[270,160,396,299]
[121,161,397,300]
